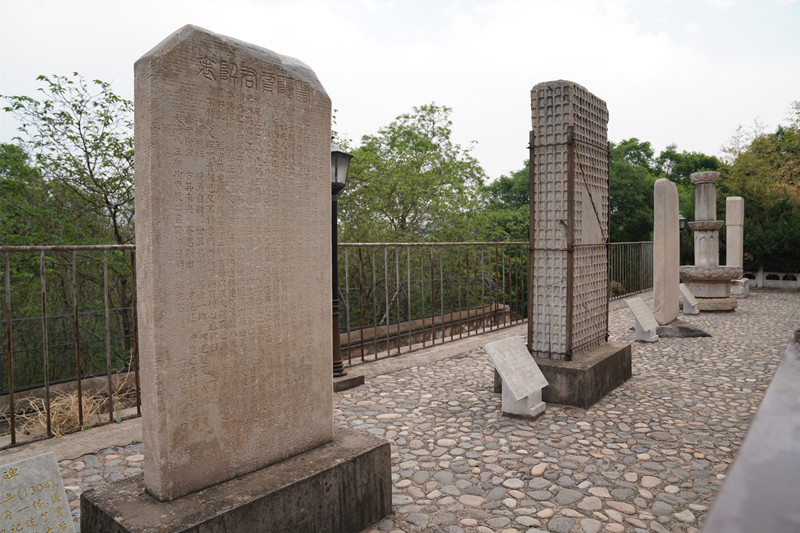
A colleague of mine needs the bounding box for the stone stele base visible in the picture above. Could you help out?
[534,342,632,408]
[81,427,390,533]
[697,297,737,312]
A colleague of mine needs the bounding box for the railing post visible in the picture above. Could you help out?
[5,252,16,445]
[40,250,52,437]
[103,251,113,424]
[73,250,84,428]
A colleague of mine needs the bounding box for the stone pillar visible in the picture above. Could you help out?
[726,196,744,267]
[690,172,723,267]
[653,178,679,325]
[528,80,609,360]
[680,172,742,311]
[526,80,631,408]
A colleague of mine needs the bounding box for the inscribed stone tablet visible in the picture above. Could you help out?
[135,25,333,501]
[625,297,659,331]
[0,452,74,533]
[680,283,699,306]
[485,336,548,401]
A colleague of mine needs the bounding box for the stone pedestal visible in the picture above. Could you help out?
[534,342,632,409]
[81,427,391,533]
[680,172,741,311]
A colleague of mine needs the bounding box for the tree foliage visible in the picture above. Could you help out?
[338,104,486,242]
[2,73,134,244]
[720,102,800,272]
[479,160,529,241]
[608,139,658,243]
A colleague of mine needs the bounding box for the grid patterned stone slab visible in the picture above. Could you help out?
[485,336,548,401]
[529,80,609,359]
[134,25,333,501]
[1,452,74,533]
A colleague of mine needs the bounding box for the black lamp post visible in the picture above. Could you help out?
[678,213,686,265]
[331,143,352,377]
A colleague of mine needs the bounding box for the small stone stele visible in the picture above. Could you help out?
[625,297,659,342]
[485,336,548,419]
[1,452,74,533]
[680,283,700,315]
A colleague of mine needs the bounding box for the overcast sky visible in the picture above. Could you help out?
[1,0,798,180]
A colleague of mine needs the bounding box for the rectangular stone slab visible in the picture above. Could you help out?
[1,452,74,533]
[485,336,548,401]
[679,283,699,307]
[80,427,391,533]
[134,25,333,501]
[625,296,659,331]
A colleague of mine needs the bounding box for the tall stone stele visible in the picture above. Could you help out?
[81,25,389,533]
[526,80,631,408]
[726,196,749,298]
[680,172,742,311]
[653,178,680,325]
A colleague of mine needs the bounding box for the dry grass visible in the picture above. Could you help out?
[13,391,106,437]
[2,354,137,438]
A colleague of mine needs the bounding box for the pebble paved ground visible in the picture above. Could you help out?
[56,289,798,532]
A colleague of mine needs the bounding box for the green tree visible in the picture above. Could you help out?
[720,101,800,271]
[609,138,658,242]
[0,143,112,245]
[338,103,486,242]
[656,145,721,187]
[2,73,135,245]
[479,160,529,241]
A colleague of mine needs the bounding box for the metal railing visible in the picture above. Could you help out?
[337,242,528,365]
[609,241,654,300]
[1,245,140,449]
[1,240,654,448]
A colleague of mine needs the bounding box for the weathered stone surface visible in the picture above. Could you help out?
[625,296,659,342]
[682,171,742,312]
[726,196,745,268]
[529,80,609,360]
[1,453,74,533]
[697,298,738,312]
[134,25,333,501]
[80,427,391,533]
[731,278,750,298]
[535,342,631,408]
[653,178,680,325]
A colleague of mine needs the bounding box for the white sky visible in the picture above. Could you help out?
[1,0,798,180]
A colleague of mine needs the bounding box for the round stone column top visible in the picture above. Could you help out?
[688,220,725,231]
[691,171,720,184]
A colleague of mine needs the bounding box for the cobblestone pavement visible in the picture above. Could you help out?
[53,289,797,532]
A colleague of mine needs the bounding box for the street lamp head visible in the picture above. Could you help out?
[331,142,353,195]
[678,213,686,231]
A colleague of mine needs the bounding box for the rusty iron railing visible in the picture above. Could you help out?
[1,240,654,448]
[609,241,654,300]
[1,245,140,449]
[337,242,528,365]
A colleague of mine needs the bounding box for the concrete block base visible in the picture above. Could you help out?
[81,427,391,533]
[731,278,750,299]
[534,342,632,408]
[697,297,737,311]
